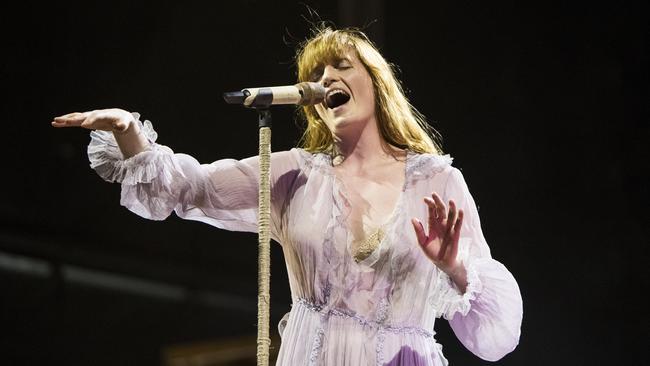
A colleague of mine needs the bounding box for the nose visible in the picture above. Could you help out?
[320,65,338,88]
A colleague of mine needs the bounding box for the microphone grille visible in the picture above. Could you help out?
[296,82,326,106]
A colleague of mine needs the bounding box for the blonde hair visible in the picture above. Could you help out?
[295,25,443,155]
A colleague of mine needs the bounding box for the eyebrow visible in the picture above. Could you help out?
[305,54,352,81]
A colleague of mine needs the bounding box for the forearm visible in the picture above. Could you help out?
[448,258,523,361]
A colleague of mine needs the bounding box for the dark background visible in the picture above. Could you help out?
[1,0,647,365]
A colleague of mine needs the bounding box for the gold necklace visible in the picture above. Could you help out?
[353,227,385,263]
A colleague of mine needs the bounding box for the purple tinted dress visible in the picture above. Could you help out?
[88,115,523,365]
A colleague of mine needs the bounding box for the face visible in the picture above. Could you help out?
[310,48,376,133]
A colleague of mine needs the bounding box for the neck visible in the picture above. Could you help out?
[332,116,401,170]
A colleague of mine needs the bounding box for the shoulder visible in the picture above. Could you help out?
[407,152,454,184]
[290,147,333,176]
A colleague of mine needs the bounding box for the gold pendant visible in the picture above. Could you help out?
[353,228,385,263]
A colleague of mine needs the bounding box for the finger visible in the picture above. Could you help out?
[411,218,427,246]
[54,112,81,119]
[424,197,437,238]
[51,119,83,127]
[81,110,107,129]
[79,117,94,129]
[452,209,464,242]
[446,200,458,236]
[54,112,86,121]
[431,192,447,221]
[51,120,68,127]
[446,224,460,265]
[52,112,87,127]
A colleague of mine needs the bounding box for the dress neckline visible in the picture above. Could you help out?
[322,150,413,265]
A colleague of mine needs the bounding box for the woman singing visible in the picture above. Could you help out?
[52,26,523,365]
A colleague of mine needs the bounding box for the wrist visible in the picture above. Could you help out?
[112,112,137,135]
[112,113,150,159]
[447,262,468,293]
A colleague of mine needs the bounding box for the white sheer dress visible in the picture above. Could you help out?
[88,114,523,365]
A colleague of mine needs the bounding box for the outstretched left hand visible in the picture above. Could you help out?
[411,192,465,279]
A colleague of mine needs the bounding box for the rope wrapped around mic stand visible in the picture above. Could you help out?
[256,110,272,366]
[222,82,325,365]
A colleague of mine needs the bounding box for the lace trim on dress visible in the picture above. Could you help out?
[294,148,337,177]
[428,258,483,320]
[308,326,326,366]
[406,153,453,186]
[297,298,436,338]
[295,149,452,181]
[308,278,333,365]
[298,297,436,365]
[87,113,181,185]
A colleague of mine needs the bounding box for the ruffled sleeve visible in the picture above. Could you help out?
[87,113,302,242]
[429,168,523,361]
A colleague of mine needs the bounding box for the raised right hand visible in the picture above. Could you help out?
[51,108,133,132]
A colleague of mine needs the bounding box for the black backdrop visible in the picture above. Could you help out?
[1,1,647,365]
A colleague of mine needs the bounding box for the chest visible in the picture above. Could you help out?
[334,162,406,239]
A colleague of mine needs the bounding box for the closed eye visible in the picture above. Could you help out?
[336,59,352,69]
[307,59,351,82]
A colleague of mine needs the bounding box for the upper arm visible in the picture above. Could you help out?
[442,167,492,260]
[173,149,302,241]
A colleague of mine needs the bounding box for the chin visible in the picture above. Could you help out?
[331,116,354,129]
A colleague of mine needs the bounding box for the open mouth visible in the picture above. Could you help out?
[326,89,351,109]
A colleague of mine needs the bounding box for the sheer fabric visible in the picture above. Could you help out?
[88,114,523,365]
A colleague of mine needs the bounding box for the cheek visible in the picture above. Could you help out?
[359,80,376,111]
[353,71,374,102]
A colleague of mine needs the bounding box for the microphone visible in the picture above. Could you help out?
[223,82,326,108]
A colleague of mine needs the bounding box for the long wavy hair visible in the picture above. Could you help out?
[295,25,443,156]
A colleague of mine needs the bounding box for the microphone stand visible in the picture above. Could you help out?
[224,83,324,364]
[255,108,272,366]
[223,89,274,365]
